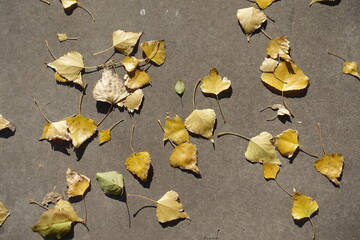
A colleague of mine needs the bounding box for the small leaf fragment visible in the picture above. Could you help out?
[245,132,281,165]
[57,33,68,42]
[125,152,151,181]
[141,40,166,65]
[267,104,291,118]
[98,129,111,145]
[125,69,151,89]
[163,115,189,145]
[60,0,77,9]
[260,58,279,73]
[42,192,64,207]
[314,153,344,185]
[274,129,299,158]
[65,168,90,197]
[343,62,359,78]
[96,171,124,196]
[122,56,143,72]
[170,142,199,175]
[185,109,216,142]
[113,30,142,55]
[237,7,267,41]
[175,80,185,95]
[65,115,97,148]
[156,190,190,223]
[0,201,10,227]
[0,114,15,132]
[263,162,280,180]
[256,0,276,9]
[292,192,318,220]
[266,36,292,62]
[47,51,84,83]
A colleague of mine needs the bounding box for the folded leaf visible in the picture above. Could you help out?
[96,171,124,196]
[0,114,15,132]
[121,89,144,112]
[122,56,143,72]
[125,69,151,89]
[141,40,166,65]
[47,51,84,83]
[40,120,71,142]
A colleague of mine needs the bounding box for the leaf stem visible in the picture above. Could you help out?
[216,95,226,123]
[78,83,88,115]
[127,194,157,204]
[96,104,114,127]
[317,123,327,154]
[82,195,88,225]
[274,179,293,198]
[109,119,124,131]
[327,49,346,62]
[217,132,250,141]
[260,29,272,40]
[192,79,201,110]
[309,217,316,239]
[282,91,295,117]
[130,125,135,153]
[28,198,49,210]
[157,120,175,148]
[92,46,113,56]
[33,98,51,123]
[146,42,160,63]
[40,0,50,5]
[45,40,57,60]
[77,2,95,22]
[67,37,78,40]
[299,144,318,158]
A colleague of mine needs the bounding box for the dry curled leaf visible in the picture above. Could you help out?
[170,142,200,175]
[93,68,129,105]
[156,190,190,223]
[264,104,291,119]
[122,56,143,72]
[185,109,216,143]
[65,115,97,148]
[260,58,279,73]
[245,132,281,165]
[141,40,166,65]
[0,201,10,227]
[125,152,151,181]
[343,62,359,78]
[65,168,90,197]
[315,153,344,185]
[98,129,111,145]
[0,114,15,132]
[125,69,151,89]
[200,68,231,96]
[163,115,189,146]
[263,162,280,180]
[274,129,299,158]
[40,120,71,142]
[266,36,292,62]
[42,192,64,207]
[257,0,276,9]
[113,30,142,55]
[292,192,318,220]
[237,7,267,41]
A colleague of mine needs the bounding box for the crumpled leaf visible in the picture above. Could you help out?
[125,152,151,181]
[260,58,279,72]
[263,104,291,119]
[263,162,280,180]
[96,171,124,196]
[0,201,10,227]
[315,153,344,185]
[122,56,143,72]
[245,132,281,165]
[292,192,318,220]
[175,80,185,95]
[98,129,111,145]
[119,89,144,112]
[170,142,199,175]
[57,33,68,42]
[256,0,276,9]
[261,62,309,92]
[200,68,231,96]
[310,0,337,6]
[140,40,166,65]
[112,30,142,55]
[237,7,267,41]
[185,109,216,143]
[65,115,97,148]
[163,115,189,145]
[47,51,84,86]
[93,68,129,105]
[40,120,71,142]
[274,129,299,158]
[125,69,151,89]
[42,192,64,207]
[32,200,83,239]
[343,62,359,78]
[156,190,190,223]
[0,114,15,132]
[266,36,292,62]
[65,168,90,197]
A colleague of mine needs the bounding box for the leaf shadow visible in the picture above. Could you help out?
[176,168,202,179]
[130,165,154,188]
[45,139,72,155]
[237,18,268,41]
[287,148,300,164]
[63,5,77,16]
[74,133,96,160]
[55,79,85,92]
[293,210,319,228]
[0,128,15,138]
[310,0,341,6]
[96,101,112,114]
[261,81,309,98]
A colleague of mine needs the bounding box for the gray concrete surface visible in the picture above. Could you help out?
[0,0,359,239]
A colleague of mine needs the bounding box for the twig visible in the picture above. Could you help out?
[327,49,346,62]
[274,179,293,198]
[109,119,124,131]
[28,198,49,210]
[317,123,327,154]
[78,83,88,115]
[157,120,175,148]
[96,104,114,127]
[299,144,318,158]
[192,79,201,110]
[45,40,57,60]
[33,98,51,123]
[260,29,272,40]
[217,132,250,141]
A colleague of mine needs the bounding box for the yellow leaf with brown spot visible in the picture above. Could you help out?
[65,169,90,197]
[315,153,344,185]
[292,192,318,220]
[274,129,299,158]
[65,115,97,148]
[40,120,71,142]
[125,69,151,89]
[98,129,111,145]
[163,115,189,145]
[266,36,292,62]
[170,142,199,175]
[122,56,143,72]
[140,40,166,65]
[261,62,309,92]
[156,190,190,223]
[263,163,280,180]
[185,109,216,142]
[0,201,10,227]
[125,152,151,181]
[47,51,84,83]
[343,62,359,78]
[112,30,142,55]
[237,7,267,41]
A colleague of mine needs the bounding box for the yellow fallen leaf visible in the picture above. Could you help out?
[292,192,318,220]
[237,7,267,41]
[261,62,309,92]
[245,132,281,165]
[47,51,84,83]
[200,68,231,96]
[54,200,84,223]
[314,153,344,185]
[0,114,15,132]
[0,201,10,227]
[274,129,299,158]
[310,0,337,5]
[156,190,190,223]
[92,68,129,104]
[60,0,77,9]
[125,152,151,181]
[266,36,292,62]
[65,115,97,148]
[120,89,144,112]
[263,162,280,180]
[343,62,359,78]
[56,33,77,42]
[260,58,279,72]
[140,40,166,65]
[40,120,71,142]
[98,129,111,145]
[54,72,67,83]
[185,109,216,142]
[113,30,142,55]
[170,142,199,175]
[256,0,276,9]
[163,115,189,145]
[65,168,90,197]
[125,69,151,89]
[122,56,143,72]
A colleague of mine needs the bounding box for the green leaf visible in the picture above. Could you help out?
[175,80,185,95]
[96,171,124,196]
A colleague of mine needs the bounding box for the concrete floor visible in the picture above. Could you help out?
[0,0,359,239]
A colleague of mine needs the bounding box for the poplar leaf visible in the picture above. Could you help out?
[200,68,231,96]
[40,120,71,142]
[0,201,10,227]
[65,115,97,148]
[163,115,189,145]
[60,0,77,9]
[185,109,216,142]
[0,114,15,132]
[256,0,276,9]
[98,129,111,145]
[96,171,124,196]
[65,168,90,197]
[260,58,279,72]
[315,153,344,185]
[125,152,151,181]
[141,40,166,65]
[120,89,144,112]
[292,192,318,220]
[266,36,292,62]
[263,162,280,180]
[237,7,267,41]
[343,62,359,78]
[274,129,299,158]
[122,56,143,72]
[175,80,185,95]
[156,190,190,223]
[112,30,142,55]
[54,200,84,223]
[170,142,200,175]
[125,69,151,89]
[245,132,281,165]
